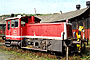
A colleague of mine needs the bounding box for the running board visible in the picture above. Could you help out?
[21,47,47,52]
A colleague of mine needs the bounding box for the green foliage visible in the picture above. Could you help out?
[0,13,53,18]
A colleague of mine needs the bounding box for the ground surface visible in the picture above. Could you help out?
[0,48,55,60]
[0,49,11,60]
[0,38,56,60]
[0,38,90,60]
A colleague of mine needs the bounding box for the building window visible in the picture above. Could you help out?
[72,22,76,29]
[78,20,83,26]
[85,18,88,29]
[89,17,90,28]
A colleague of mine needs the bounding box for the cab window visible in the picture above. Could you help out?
[11,19,18,27]
[21,17,28,27]
[21,21,25,27]
[8,21,10,30]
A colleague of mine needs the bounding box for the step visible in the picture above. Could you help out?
[21,47,47,52]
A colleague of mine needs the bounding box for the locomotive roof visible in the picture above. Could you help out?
[39,7,89,23]
[5,15,26,20]
[5,17,21,20]
[5,16,41,21]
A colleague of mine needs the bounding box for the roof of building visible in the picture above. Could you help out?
[38,7,89,23]
[0,7,89,24]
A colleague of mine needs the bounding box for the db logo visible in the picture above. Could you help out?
[13,30,16,33]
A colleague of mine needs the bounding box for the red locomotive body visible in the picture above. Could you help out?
[4,16,73,53]
[5,16,72,40]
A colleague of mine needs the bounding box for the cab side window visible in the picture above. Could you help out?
[21,18,28,27]
[8,21,10,30]
[15,20,18,27]
[11,20,14,27]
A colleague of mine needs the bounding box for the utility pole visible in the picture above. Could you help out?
[65,40,71,60]
[66,46,69,60]
[34,8,36,15]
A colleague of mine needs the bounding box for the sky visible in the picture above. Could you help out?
[0,0,89,15]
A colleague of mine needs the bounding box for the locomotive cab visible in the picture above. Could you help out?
[5,17,21,40]
[5,16,41,47]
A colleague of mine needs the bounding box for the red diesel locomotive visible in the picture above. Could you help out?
[3,15,86,53]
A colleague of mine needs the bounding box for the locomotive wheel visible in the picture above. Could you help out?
[21,39,28,47]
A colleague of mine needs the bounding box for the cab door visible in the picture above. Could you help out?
[10,19,20,40]
[6,20,11,39]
